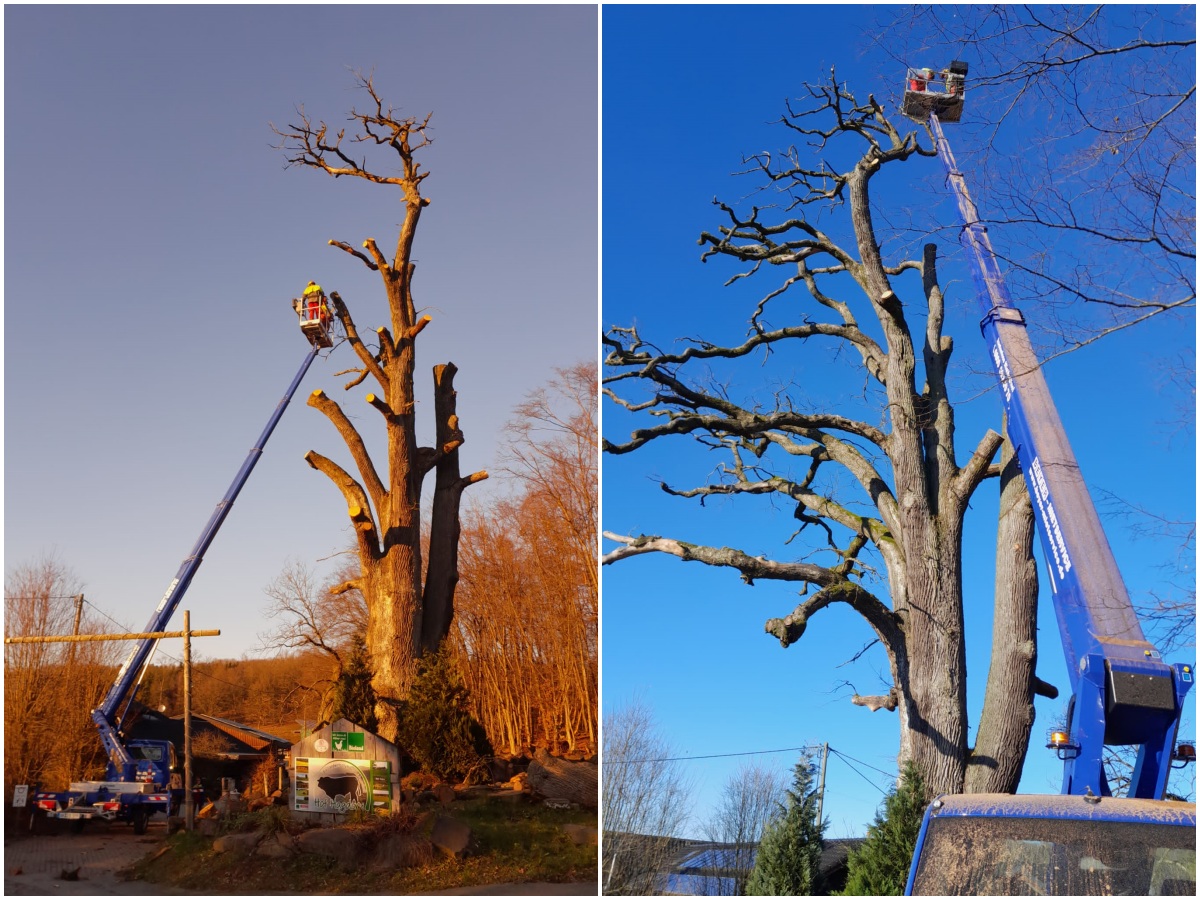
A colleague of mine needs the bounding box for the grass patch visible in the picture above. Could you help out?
[125,795,596,894]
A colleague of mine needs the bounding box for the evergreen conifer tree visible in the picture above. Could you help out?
[326,636,379,734]
[840,760,929,895]
[746,753,826,896]
[396,647,492,781]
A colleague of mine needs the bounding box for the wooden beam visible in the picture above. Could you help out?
[5,629,220,644]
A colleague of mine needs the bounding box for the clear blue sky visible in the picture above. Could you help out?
[4,6,597,659]
[601,5,1195,840]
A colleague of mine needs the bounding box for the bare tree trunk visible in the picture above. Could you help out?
[966,430,1045,792]
[275,77,488,739]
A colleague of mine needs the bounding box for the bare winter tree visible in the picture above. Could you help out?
[603,700,694,895]
[273,76,487,740]
[4,556,117,792]
[604,74,1058,798]
[259,557,369,678]
[702,762,787,896]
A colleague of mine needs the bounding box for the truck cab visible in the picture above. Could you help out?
[907,794,1196,896]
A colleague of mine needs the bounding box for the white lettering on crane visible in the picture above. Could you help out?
[155,579,180,613]
[992,340,1015,402]
[1030,458,1073,582]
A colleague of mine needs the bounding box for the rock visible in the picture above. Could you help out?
[562,824,598,846]
[526,750,597,810]
[197,818,219,837]
[256,832,297,859]
[368,834,435,871]
[213,832,262,855]
[430,815,476,859]
[296,827,359,870]
[435,783,456,806]
[415,790,438,804]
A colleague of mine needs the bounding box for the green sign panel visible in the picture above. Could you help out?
[331,731,365,752]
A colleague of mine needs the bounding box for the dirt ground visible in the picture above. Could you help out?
[4,817,596,896]
[3,817,190,895]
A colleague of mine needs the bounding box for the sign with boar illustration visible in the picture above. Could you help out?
[293,757,392,814]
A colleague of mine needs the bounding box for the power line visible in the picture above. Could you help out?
[607,744,822,765]
[829,748,897,780]
[828,747,893,796]
[80,598,249,692]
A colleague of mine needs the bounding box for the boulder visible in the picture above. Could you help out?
[430,815,476,860]
[435,783,456,806]
[256,831,297,859]
[213,832,262,855]
[296,827,359,869]
[526,750,597,810]
[562,824,598,846]
[197,818,219,837]
[368,834,435,871]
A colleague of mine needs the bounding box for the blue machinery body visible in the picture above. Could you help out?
[901,69,1195,895]
[33,312,326,831]
[95,342,320,777]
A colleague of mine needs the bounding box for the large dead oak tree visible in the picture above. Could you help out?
[274,78,487,741]
[603,74,1060,798]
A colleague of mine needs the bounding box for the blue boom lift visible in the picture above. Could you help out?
[897,65,1196,895]
[32,300,333,833]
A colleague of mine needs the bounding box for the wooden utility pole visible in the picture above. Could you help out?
[183,611,194,831]
[816,742,829,826]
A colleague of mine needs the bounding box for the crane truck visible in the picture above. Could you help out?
[897,64,1196,896]
[31,297,334,833]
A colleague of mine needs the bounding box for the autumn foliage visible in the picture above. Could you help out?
[447,362,598,757]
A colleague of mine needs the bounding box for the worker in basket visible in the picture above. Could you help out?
[909,67,934,92]
[298,280,332,330]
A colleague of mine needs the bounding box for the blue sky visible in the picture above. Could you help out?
[4,5,596,659]
[601,5,1195,840]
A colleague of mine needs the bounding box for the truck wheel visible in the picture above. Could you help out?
[132,808,151,835]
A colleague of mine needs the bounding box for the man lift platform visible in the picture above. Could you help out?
[901,59,967,123]
[294,280,334,349]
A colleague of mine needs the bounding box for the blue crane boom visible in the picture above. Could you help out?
[927,110,1192,800]
[900,64,1195,896]
[93,340,321,778]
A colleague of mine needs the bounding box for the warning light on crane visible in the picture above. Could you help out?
[1171,743,1196,765]
[1046,730,1079,760]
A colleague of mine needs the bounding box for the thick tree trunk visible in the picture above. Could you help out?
[966,433,1041,792]
[894,521,969,796]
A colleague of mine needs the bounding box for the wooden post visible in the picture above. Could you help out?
[183,610,194,832]
[816,742,829,826]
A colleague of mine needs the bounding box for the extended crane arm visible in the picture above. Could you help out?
[92,344,320,775]
[928,111,1192,799]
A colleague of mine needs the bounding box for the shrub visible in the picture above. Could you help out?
[396,649,492,782]
[840,760,930,896]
